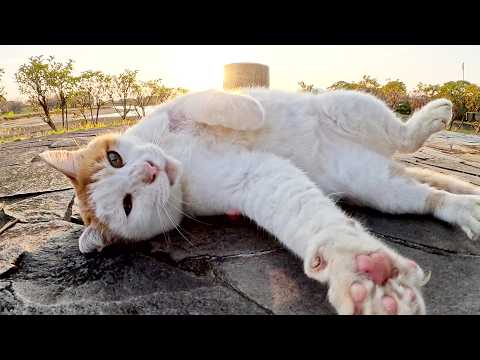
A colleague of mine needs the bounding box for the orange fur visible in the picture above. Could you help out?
[72,134,120,235]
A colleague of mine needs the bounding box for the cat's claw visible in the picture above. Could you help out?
[305,225,428,315]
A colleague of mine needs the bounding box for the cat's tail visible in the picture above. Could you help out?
[404,166,480,195]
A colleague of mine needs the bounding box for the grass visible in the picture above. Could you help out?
[0,118,138,145]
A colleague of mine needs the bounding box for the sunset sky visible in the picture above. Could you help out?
[1,45,479,100]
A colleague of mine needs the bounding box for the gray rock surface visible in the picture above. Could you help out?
[3,190,75,223]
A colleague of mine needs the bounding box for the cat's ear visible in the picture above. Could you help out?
[78,225,105,254]
[165,156,182,187]
[39,149,83,182]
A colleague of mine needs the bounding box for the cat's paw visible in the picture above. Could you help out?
[442,194,480,240]
[78,225,106,253]
[305,224,429,315]
[419,98,453,132]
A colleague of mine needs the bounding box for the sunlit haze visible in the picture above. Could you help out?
[1,45,479,100]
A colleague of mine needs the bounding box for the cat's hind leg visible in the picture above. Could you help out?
[316,91,452,156]
[329,146,480,240]
[404,166,480,195]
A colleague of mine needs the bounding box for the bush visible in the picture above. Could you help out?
[395,101,411,115]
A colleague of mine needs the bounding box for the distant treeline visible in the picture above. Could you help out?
[0,56,189,130]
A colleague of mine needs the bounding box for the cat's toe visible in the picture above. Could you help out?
[422,99,453,130]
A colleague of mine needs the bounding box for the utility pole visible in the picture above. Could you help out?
[462,62,465,81]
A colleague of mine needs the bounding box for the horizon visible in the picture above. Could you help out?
[1,45,479,101]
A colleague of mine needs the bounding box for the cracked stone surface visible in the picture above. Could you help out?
[0,227,267,314]
[1,129,480,315]
[343,204,480,256]
[214,250,332,314]
[149,216,280,262]
[0,220,79,275]
[3,190,75,223]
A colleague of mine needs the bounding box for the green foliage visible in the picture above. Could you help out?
[328,80,358,91]
[74,70,111,123]
[133,78,174,117]
[3,111,15,118]
[380,80,408,110]
[328,75,381,95]
[109,69,139,120]
[298,81,315,92]
[15,56,57,130]
[465,83,480,113]
[437,80,470,121]
[174,87,189,96]
[15,56,52,99]
[395,100,411,115]
[298,81,321,94]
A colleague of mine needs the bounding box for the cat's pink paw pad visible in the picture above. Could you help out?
[321,248,427,314]
[382,296,397,314]
[350,283,367,314]
[356,252,396,285]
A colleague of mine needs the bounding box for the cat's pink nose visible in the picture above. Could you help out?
[143,161,159,184]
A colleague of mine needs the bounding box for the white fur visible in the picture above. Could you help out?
[70,88,473,314]
[89,136,183,241]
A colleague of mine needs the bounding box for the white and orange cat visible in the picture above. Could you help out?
[40,88,480,315]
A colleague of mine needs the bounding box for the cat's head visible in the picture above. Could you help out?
[39,133,183,253]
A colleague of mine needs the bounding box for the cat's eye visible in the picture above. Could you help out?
[107,151,124,168]
[123,194,132,217]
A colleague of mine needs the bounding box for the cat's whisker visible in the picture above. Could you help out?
[167,196,212,225]
[162,205,196,247]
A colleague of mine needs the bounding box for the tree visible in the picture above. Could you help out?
[70,88,91,123]
[0,67,5,103]
[408,82,440,112]
[465,83,480,114]
[414,82,440,98]
[328,80,358,91]
[327,75,381,95]
[1,101,25,113]
[47,57,76,129]
[356,75,381,96]
[380,80,407,110]
[15,56,57,130]
[76,70,110,124]
[463,83,480,132]
[173,87,189,97]
[298,81,323,94]
[298,81,315,93]
[133,78,174,118]
[108,69,138,120]
[437,80,470,128]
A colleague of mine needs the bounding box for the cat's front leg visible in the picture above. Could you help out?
[190,148,429,314]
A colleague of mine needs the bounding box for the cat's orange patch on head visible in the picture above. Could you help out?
[73,133,120,230]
